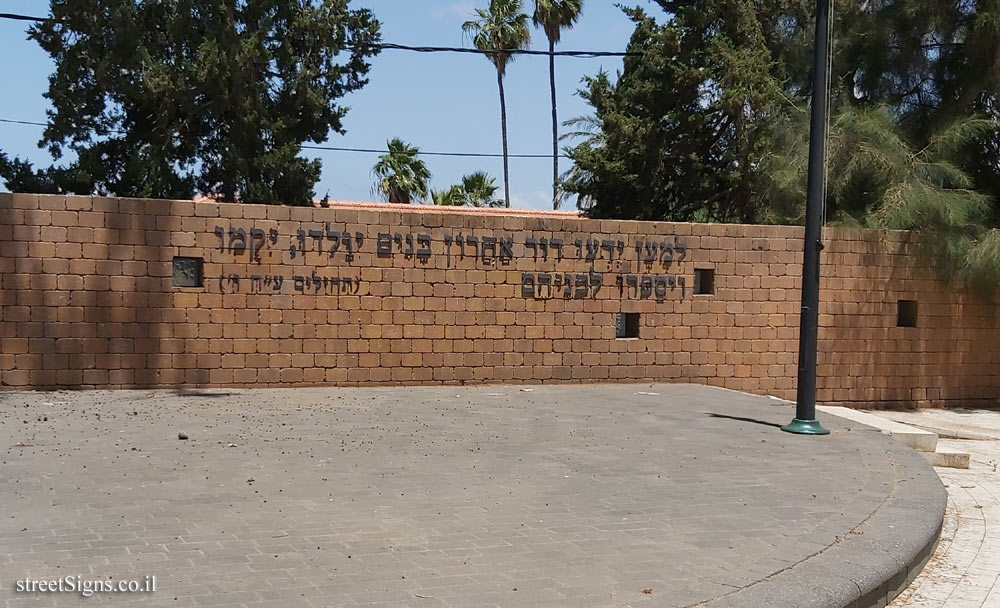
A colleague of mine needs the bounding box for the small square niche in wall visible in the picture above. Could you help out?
[897,300,918,327]
[694,268,715,295]
[172,256,203,288]
[616,313,640,339]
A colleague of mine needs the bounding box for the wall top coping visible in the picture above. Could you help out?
[1,192,920,244]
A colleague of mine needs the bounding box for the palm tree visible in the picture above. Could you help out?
[460,171,505,207]
[372,138,430,204]
[431,186,463,206]
[464,0,531,208]
[533,0,583,209]
[430,172,505,208]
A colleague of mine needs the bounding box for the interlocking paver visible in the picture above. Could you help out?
[1,384,935,607]
[885,408,1000,608]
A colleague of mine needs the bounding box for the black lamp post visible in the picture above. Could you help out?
[782,0,832,436]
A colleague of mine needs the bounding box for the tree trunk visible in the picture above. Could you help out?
[498,70,511,208]
[549,37,559,210]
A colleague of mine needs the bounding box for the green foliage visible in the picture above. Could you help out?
[562,0,1000,287]
[563,3,783,222]
[532,0,582,45]
[431,186,464,207]
[432,171,504,208]
[766,104,1000,292]
[372,138,430,204]
[463,0,531,77]
[1,0,380,205]
[464,0,532,208]
[0,151,73,194]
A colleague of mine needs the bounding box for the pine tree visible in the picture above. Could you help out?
[0,0,380,205]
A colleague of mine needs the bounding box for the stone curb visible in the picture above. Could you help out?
[701,420,946,608]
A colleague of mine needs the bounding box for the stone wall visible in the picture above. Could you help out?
[0,192,997,408]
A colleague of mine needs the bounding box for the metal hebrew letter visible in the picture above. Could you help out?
[312,271,323,292]
[456,234,465,258]
[417,234,432,263]
[404,233,415,257]
[661,241,674,268]
[644,241,658,263]
[675,235,687,261]
[575,239,584,257]
[602,240,616,260]
[229,227,247,252]
[444,234,453,265]
[343,231,355,262]
[521,273,536,298]
[550,238,564,260]
[377,233,392,256]
[678,276,687,297]
[328,230,342,254]
[271,275,283,291]
[355,232,364,249]
[269,228,279,244]
[308,228,324,252]
[626,274,639,298]
[575,274,589,299]
[616,274,624,297]
[295,229,306,254]
[250,228,265,262]
[563,274,573,299]
[589,267,602,298]
[640,276,653,299]
[250,275,263,292]
[329,276,341,292]
[499,237,514,262]
[585,239,600,262]
[294,275,305,291]
[214,226,226,250]
[525,237,538,259]
[539,238,549,261]
[342,277,353,293]
[481,236,497,263]
[655,276,668,301]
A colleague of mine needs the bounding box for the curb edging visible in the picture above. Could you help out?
[701,423,946,608]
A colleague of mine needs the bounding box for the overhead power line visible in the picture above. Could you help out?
[0,12,639,58]
[374,43,639,58]
[0,118,572,159]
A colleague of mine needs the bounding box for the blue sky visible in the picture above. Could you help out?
[0,1,646,210]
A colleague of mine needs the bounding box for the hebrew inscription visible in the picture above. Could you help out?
[211,223,693,301]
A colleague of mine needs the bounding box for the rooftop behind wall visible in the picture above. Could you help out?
[0,192,997,407]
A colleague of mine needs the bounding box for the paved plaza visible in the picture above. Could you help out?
[885,409,1000,608]
[0,384,943,607]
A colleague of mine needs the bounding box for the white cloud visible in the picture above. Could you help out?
[431,2,475,19]
[509,190,554,211]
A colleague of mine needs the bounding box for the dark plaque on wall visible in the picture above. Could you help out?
[173,256,203,288]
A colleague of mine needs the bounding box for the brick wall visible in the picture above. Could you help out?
[1,192,997,408]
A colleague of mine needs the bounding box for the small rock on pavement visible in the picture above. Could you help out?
[178,432,188,440]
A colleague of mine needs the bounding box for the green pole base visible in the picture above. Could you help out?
[781,418,831,435]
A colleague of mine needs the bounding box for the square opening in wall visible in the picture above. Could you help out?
[172,256,203,288]
[897,300,918,327]
[694,268,715,295]
[616,313,640,339]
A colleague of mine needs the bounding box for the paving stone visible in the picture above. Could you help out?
[0,384,937,607]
